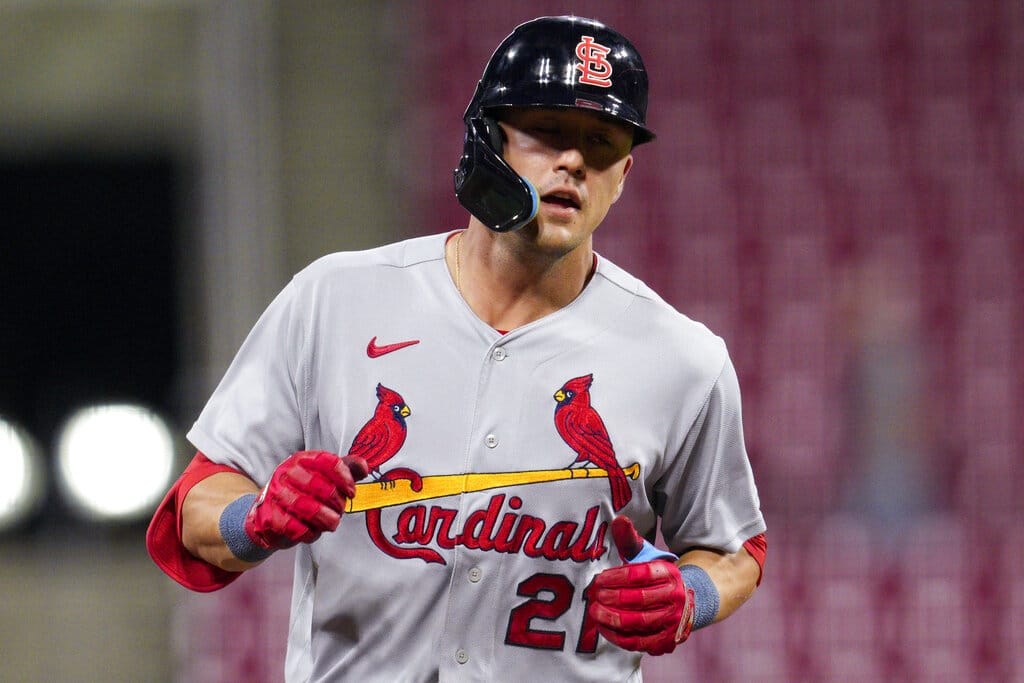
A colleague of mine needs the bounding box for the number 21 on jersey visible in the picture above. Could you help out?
[504,572,599,653]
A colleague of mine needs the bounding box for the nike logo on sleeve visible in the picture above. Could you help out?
[366,336,420,358]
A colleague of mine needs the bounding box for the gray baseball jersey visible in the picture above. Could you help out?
[188,231,765,682]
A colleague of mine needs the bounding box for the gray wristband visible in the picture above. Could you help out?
[679,564,720,630]
[218,493,274,563]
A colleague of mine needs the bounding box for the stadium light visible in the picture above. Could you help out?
[0,418,47,533]
[55,403,177,523]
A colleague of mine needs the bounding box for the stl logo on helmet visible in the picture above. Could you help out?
[575,36,613,87]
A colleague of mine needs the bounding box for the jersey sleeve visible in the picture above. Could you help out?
[656,353,766,556]
[186,276,310,484]
[145,452,245,592]
[743,532,767,586]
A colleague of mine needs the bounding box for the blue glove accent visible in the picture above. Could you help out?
[627,538,678,564]
[218,493,274,563]
[679,564,720,630]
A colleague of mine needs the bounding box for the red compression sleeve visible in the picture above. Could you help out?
[742,532,767,586]
[146,452,246,592]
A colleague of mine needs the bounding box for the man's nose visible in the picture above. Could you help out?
[556,144,586,177]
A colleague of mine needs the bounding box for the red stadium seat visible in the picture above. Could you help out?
[700,581,789,680]
[955,446,1020,518]
[734,100,815,170]
[751,365,837,512]
[835,169,920,238]
[634,0,715,45]
[803,516,888,679]
[820,41,886,100]
[755,169,833,237]
[905,0,981,45]
[720,0,807,44]
[908,32,974,99]
[1000,521,1024,680]
[950,225,1015,305]
[654,169,741,238]
[663,231,740,315]
[911,97,980,170]
[960,364,1017,447]
[1000,96,1024,176]
[823,98,896,170]
[648,101,728,171]
[732,36,804,101]
[807,0,883,41]
[897,516,974,680]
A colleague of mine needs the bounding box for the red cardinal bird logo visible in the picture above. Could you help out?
[553,374,632,511]
[347,383,411,479]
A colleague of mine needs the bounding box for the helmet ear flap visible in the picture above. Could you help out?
[454,117,538,233]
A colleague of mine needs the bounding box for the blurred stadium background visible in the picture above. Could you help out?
[1,1,1021,681]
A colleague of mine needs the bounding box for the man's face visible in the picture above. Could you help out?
[496,107,634,252]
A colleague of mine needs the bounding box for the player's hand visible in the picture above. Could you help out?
[587,515,695,656]
[243,450,369,551]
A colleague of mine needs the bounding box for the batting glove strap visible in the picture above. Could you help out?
[219,493,275,563]
[678,564,720,631]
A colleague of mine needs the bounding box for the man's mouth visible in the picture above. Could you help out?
[541,192,581,210]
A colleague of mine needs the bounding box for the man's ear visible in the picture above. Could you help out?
[611,155,633,204]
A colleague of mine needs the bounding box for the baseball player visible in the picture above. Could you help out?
[148,16,766,682]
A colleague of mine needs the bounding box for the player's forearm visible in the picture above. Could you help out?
[676,546,760,623]
[181,472,264,572]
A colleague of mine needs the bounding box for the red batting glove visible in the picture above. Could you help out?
[587,515,695,655]
[244,451,369,551]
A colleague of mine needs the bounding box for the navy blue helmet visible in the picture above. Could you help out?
[454,16,654,232]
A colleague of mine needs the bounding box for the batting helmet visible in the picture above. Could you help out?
[454,16,655,232]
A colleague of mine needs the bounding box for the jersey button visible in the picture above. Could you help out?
[485,434,499,448]
[456,649,469,665]
[492,347,507,361]
[468,566,482,583]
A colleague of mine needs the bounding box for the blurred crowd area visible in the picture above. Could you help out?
[141,1,1024,681]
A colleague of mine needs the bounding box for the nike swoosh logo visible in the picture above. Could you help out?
[367,336,420,358]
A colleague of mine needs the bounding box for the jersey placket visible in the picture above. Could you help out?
[436,335,520,680]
